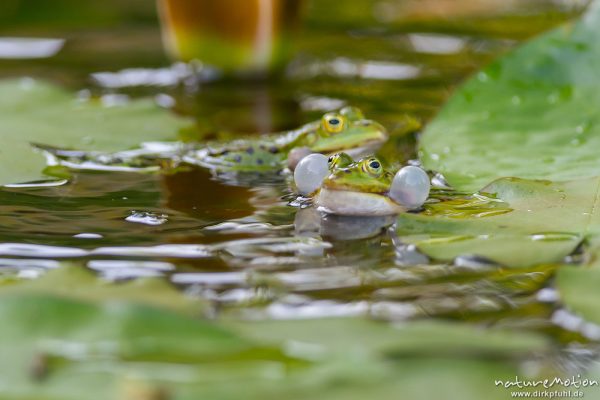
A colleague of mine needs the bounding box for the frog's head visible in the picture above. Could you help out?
[310,107,388,157]
[316,156,406,216]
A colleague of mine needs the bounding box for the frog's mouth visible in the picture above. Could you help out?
[311,124,388,157]
[315,188,406,216]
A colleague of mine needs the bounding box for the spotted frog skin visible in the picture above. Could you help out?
[39,108,420,183]
[193,107,391,172]
[315,155,406,216]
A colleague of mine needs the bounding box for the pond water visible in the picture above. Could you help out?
[0,0,593,356]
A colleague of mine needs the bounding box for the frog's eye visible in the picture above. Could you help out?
[322,113,345,134]
[363,158,383,177]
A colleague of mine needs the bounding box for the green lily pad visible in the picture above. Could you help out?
[0,78,188,185]
[1,265,207,314]
[411,0,600,326]
[228,317,549,358]
[419,2,600,192]
[398,177,597,266]
[0,284,550,400]
[401,2,600,267]
[0,294,286,400]
[0,267,557,400]
[556,264,600,325]
[225,318,550,400]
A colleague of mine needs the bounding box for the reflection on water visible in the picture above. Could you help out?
[0,164,593,344]
[0,37,64,59]
[0,0,594,374]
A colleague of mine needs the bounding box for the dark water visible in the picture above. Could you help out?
[0,0,593,353]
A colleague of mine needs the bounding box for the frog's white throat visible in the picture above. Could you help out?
[315,188,406,216]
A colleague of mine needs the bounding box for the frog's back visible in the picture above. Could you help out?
[191,140,285,171]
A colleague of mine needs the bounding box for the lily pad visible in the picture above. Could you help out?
[419,2,600,192]
[0,78,188,185]
[0,285,550,400]
[1,265,208,314]
[0,294,285,400]
[556,264,600,326]
[397,178,597,266]
[410,0,600,326]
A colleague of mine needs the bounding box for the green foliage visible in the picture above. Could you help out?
[0,268,549,400]
[0,79,188,185]
[413,1,600,331]
[1,265,208,314]
[398,178,596,266]
[0,2,598,399]
[420,2,600,192]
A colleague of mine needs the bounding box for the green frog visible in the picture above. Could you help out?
[40,108,420,181]
[315,155,405,216]
[193,107,401,172]
[304,152,430,216]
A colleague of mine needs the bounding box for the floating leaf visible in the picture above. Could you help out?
[0,294,288,400]
[419,2,600,192]
[398,178,595,266]
[0,79,188,185]
[0,288,550,400]
[1,265,207,314]
[408,0,600,328]
[556,264,600,326]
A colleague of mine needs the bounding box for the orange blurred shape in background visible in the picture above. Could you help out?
[157,0,304,76]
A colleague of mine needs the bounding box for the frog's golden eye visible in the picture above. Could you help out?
[363,158,383,177]
[322,113,345,134]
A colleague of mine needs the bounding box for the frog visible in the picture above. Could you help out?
[38,108,420,184]
[309,154,430,216]
[191,107,399,172]
[314,156,404,216]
